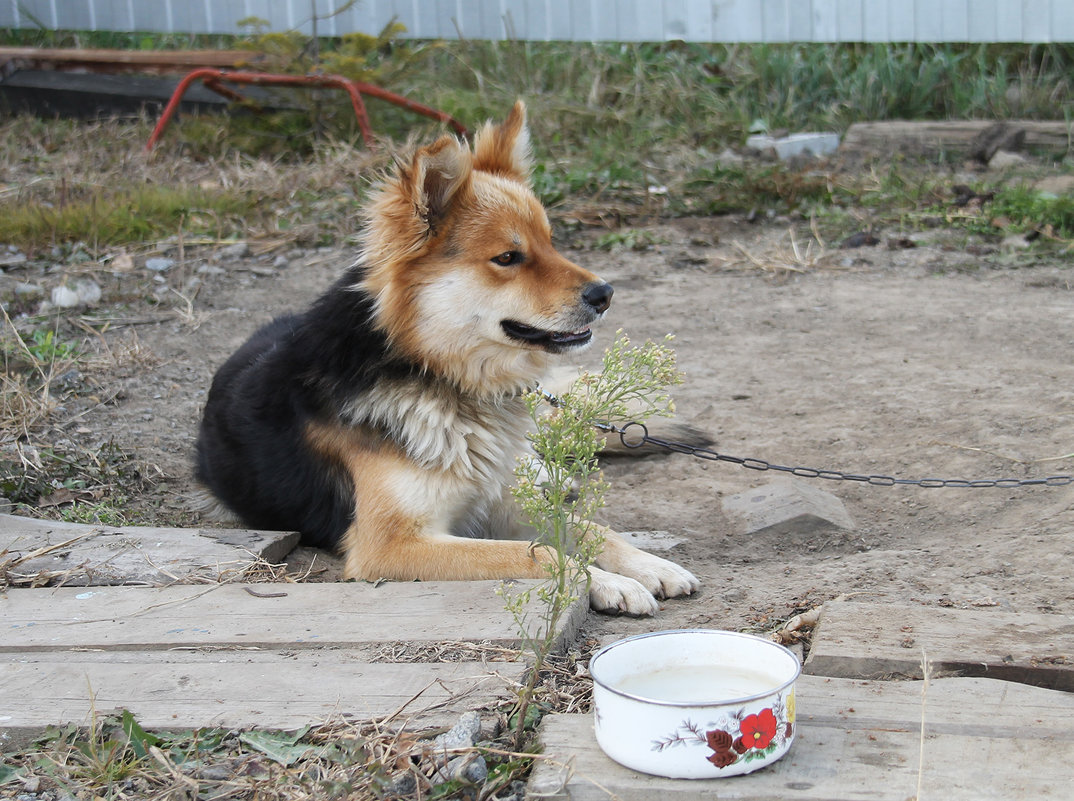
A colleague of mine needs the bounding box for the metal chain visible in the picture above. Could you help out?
[536,387,1073,488]
[593,420,1074,489]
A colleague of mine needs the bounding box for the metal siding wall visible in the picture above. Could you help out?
[967,0,998,42]
[1053,0,1074,41]
[1022,0,1053,42]
[0,0,1070,42]
[712,0,762,41]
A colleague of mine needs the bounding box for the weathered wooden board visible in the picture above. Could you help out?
[806,600,1074,691]
[1,581,586,651]
[529,675,1074,800]
[840,120,1073,158]
[0,47,265,71]
[0,580,588,746]
[0,653,512,739]
[0,514,299,586]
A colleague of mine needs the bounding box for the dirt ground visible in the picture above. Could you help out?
[7,196,1074,648]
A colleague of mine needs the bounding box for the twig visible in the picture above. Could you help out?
[916,647,932,801]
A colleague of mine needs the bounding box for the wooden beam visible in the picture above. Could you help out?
[2,580,586,651]
[1,513,299,586]
[529,675,1074,800]
[840,120,1073,158]
[0,47,269,74]
[805,600,1074,691]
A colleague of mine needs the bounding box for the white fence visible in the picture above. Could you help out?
[2,1,1073,43]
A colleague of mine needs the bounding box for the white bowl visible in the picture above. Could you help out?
[589,629,800,778]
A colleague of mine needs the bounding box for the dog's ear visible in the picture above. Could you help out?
[472,100,532,181]
[410,136,472,228]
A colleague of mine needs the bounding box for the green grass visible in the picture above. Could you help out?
[987,185,1074,237]
[1,35,1072,252]
[0,184,263,252]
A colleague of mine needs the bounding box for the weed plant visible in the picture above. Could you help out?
[502,332,681,749]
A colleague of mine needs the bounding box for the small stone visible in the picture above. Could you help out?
[14,282,43,298]
[713,146,745,168]
[444,753,488,784]
[51,285,81,308]
[273,254,290,269]
[51,368,83,391]
[745,132,840,160]
[0,251,27,268]
[74,278,102,305]
[220,241,250,260]
[1001,234,1032,250]
[146,257,175,272]
[434,710,482,751]
[987,150,1027,170]
[722,478,855,538]
[389,771,418,796]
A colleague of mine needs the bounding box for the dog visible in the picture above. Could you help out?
[195,102,698,614]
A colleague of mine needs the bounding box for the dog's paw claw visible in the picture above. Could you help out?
[588,567,660,616]
[617,553,699,600]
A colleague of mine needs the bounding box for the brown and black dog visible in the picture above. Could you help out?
[195,103,698,614]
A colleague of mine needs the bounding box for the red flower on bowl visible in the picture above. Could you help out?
[739,708,778,750]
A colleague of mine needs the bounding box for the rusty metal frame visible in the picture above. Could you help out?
[145,68,467,151]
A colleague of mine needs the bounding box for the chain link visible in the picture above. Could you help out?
[594,421,1074,489]
[535,387,1072,489]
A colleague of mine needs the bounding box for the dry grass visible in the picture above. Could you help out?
[0,649,599,800]
[0,116,386,253]
[0,306,72,441]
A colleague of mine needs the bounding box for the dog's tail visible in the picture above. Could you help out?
[188,486,244,525]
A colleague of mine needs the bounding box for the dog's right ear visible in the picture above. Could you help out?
[408,136,472,230]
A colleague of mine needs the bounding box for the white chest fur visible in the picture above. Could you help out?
[341,377,531,497]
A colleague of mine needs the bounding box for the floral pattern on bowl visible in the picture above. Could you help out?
[652,688,795,770]
[589,629,800,778]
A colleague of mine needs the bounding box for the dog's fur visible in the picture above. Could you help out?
[195,103,698,614]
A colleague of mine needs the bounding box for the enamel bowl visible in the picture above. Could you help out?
[588,629,800,779]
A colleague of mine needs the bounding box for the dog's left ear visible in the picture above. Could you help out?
[411,136,473,228]
[472,100,532,181]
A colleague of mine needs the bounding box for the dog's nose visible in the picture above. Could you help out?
[583,281,614,314]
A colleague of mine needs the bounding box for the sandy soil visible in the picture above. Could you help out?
[10,209,1074,647]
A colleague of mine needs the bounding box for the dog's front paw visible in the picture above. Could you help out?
[616,551,700,600]
[587,567,660,616]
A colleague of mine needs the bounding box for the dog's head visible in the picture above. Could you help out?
[359,102,612,394]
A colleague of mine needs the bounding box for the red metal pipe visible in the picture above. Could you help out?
[145,69,468,152]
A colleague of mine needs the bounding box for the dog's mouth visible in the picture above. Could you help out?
[501,320,593,351]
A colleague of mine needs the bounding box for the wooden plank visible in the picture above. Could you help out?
[840,120,1074,158]
[0,514,299,586]
[0,579,589,745]
[0,47,268,72]
[805,600,1074,690]
[2,580,588,651]
[0,652,517,746]
[528,675,1074,800]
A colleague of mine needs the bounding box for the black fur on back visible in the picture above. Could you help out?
[195,265,420,548]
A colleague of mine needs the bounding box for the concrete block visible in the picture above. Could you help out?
[746,132,840,160]
[722,478,854,538]
[619,530,685,551]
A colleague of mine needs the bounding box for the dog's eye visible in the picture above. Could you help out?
[491,251,523,267]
